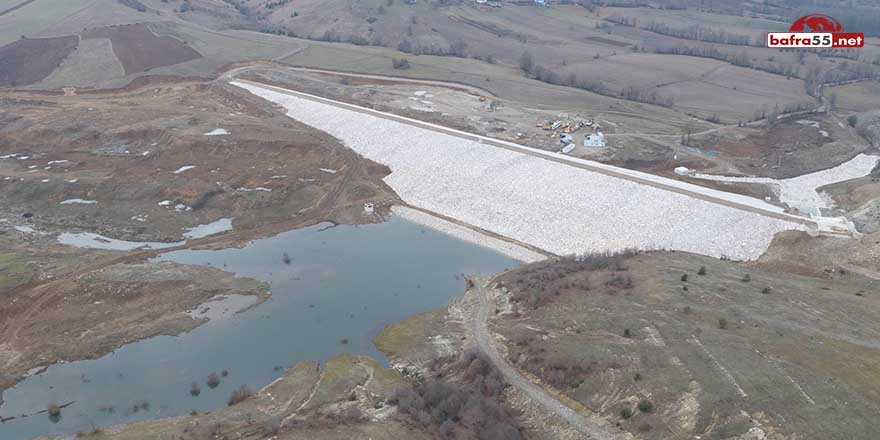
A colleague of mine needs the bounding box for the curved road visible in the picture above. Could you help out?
[468,276,623,440]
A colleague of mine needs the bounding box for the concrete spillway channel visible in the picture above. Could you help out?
[232,79,816,261]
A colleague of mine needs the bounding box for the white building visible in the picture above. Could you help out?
[584,131,606,148]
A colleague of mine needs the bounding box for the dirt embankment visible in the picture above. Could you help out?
[0,78,398,400]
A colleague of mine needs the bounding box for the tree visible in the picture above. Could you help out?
[227,385,253,406]
[767,110,778,128]
[519,51,533,74]
[392,58,411,69]
[190,382,201,396]
[207,372,220,388]
[450,39,467,57]
[681,121,695,145]
[829,92,838,111]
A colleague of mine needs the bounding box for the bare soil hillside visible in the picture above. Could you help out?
[491,251,880,439]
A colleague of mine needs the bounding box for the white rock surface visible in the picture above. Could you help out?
[234,82,806,260]
[692,154,880,216]
[392,206,546,263]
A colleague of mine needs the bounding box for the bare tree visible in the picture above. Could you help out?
[519,51,533,74]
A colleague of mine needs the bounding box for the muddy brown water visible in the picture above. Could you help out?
[0,217,518,438]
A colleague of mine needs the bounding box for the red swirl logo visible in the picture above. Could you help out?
[788,14,843,33]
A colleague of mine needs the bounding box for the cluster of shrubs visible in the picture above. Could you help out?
[501,250,638,309]
[392,350,521,439]
[391,58,411,69]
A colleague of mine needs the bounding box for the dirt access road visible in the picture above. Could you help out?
[467,276,623,440]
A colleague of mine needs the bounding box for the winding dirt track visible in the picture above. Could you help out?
[467,276,622,440]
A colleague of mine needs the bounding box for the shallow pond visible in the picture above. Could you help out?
[0,217,518,438]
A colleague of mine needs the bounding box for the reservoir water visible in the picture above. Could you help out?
[0,217,518,439]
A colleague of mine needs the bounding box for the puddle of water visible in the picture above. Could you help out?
[56,219,235,251]
[56,232,184,251]
[183,218,233,239]
[0,217,517,438]
[173,165,196,174]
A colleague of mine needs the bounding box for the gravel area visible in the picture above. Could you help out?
[692,154,880,216]
[235,82,804,261]
[392,206,546,263]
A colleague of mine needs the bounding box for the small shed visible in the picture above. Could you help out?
[674,167,691,176]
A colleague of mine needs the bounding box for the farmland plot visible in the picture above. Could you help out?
[36,37,125,89]
[0,35,78,87]
[0,0,95,45]
[83,22,201,75]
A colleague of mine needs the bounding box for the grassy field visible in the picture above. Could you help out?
[35,37,125,89]
[373,312,433,357]
[0,0,33,13]
[660,64,811,121]
[258,1,813,122]
[0,0,95,45]
[2,0,814,124]
[826,80,880,113]
[0,253,29,291]
[599,6,788,39]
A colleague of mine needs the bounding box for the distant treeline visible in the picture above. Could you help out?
[518,52,674,107]
[654,43,879,97]
[221,0,253,15]
[653,44,798,77]
[792,8,880,38]
[118,0,147,12]
[606,14,758,46]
